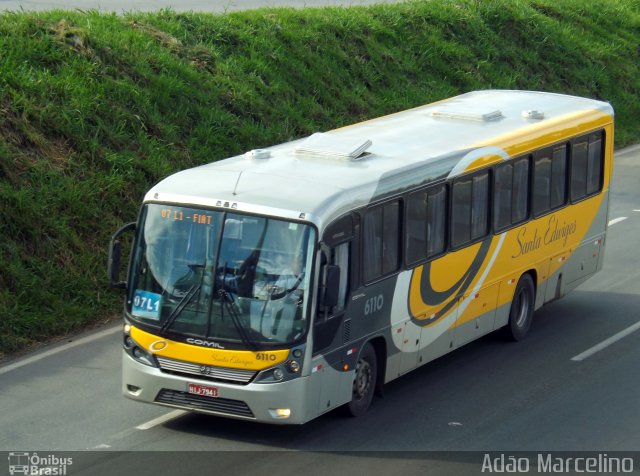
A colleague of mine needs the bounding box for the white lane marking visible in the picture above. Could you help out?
[0,325,121,376]
[89,444,112,449]
[615,144,640,157]
[135,410,188,430]
[633,210,640,212]
[571,321,640,362]
[608,217,628,226]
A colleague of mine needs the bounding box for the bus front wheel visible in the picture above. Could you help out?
[506,274,535,341]
[345,343,377,417]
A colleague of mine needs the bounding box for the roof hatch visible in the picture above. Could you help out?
[294,132,372,160]
[521,110,545,120]
[430,108,504,122]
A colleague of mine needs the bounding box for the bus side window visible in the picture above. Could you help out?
[550,145,568,209]
[406,190,427,264]
[494,163,513,231]
[534,145,567,217]
[452,171,489,248]
[533,149,552,217]
[331,242,350,312]
[586,131,604,195]
[571,130,604,202]
[363,200,401,283]
[426,185,447,257]
[571,137,589,201]
[512,158,530,223]
[495,157,529,231]
[406,184,447,265]
[451,177,472,248]
[471,173,489,240]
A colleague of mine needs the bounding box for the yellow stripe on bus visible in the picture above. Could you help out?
[130,326,290,370]
[408,182,606,326]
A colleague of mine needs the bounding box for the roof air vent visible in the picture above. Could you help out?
[294,133,372,160]
[431,109,503,122]
[521,110,545,120]
[245,149,271,160]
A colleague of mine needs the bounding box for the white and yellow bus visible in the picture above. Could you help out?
[109,90,613,424]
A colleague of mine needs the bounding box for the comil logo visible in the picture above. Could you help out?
[8,452,73,475]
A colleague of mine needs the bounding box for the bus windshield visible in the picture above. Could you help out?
[127,204,316,348]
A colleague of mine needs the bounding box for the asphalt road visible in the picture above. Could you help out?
[1,145,639,475]
[1,0,403,13]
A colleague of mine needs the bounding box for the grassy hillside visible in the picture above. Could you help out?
[0,0,639,356]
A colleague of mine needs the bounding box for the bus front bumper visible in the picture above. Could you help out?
[122,351,317,425]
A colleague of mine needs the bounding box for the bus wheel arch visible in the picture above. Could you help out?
[505,271,536,341]
[369,336,386,397]
[345,341,378,417]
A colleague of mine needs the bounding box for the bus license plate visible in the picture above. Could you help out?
[188,383,219,398]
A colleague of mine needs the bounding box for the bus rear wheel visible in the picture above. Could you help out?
[505,274,535,341]
[345,343,377,417]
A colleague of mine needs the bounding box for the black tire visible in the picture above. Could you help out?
[505,273,535,341]
[345,343,377,417]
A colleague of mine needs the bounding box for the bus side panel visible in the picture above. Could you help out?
[564,196,609,289]
[387,270,457,381]
[543,189,609,303]
[455,282,500,347]
[308,354,355,417]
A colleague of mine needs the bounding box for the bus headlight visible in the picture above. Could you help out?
[287,360,301,373]
[255,366,286,383]
[273,368,284,381]
[123,332,157,368]
[254,346,305,383]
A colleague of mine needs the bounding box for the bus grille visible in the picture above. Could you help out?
[156,356,257,384]
[155,389,255,418]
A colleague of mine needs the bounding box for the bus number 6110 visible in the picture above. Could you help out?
[364,295,384,316]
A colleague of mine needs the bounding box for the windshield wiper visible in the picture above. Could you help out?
[159,283,201,337]
[267,272,306,301]
[218,288,257,350]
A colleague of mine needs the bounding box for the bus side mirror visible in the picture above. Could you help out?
[322,265,340,308]
[108,222,136,290]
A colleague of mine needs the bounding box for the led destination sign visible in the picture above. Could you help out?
[159,208,213,225]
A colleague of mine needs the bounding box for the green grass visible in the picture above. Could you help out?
[0,0,639,355]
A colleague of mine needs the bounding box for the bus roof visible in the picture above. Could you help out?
[145,90,613,231]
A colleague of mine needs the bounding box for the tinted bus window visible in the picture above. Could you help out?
[512,158,529,223]
[471,173,489,240]
[550,145,568,209]
[427,186,447,257]
[586,132,603,195]
[495,158,529,231]
[452,171,489,248]
[406,185,447,265]
[533,150,552,216]
[363,200,401,282]
[494,163,513,231]
[571,138,588,201]
[451,177,472,248]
